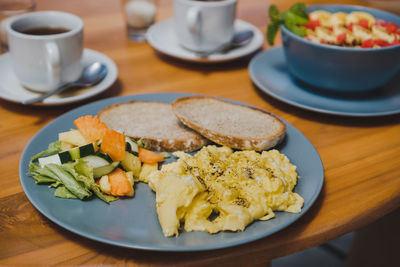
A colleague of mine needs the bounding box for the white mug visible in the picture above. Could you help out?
[174,0,237,53]
[7,11,83,92]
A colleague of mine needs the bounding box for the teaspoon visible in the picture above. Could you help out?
[196,30,254,58]
[22,62,108,105]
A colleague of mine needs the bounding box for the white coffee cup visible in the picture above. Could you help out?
[7,11,83,92]
[174,0,237,53]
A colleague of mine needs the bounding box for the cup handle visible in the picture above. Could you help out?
[186,7,202,42]
[44,42,61,88]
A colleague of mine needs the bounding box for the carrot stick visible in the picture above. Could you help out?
[101,129,126,161]
[108,168,133,196]
[74,115,108,143]
[139,148,164,164]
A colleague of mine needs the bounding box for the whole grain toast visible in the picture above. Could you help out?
[98,101,209,152]
[171,96,286,151]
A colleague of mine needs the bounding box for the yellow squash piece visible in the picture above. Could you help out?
[58,129,87,146]
[121,151,141,178]
[138,163,158,183]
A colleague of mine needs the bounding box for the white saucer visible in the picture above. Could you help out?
[0,48,118,106]
[147,19,264,63]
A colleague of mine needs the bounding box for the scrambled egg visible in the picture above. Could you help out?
[147,145,304,237]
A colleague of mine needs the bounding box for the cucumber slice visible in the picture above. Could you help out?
[95,152,113,163]
[81,155,110,168]
[78,143,96,157]
[38,143,97,167]
[121,151,141,177]
[126,137,139,156]
[94,162,120,178]
[59,143,96,161]
[67,147,80,160]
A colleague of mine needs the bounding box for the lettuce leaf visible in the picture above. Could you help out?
[66,160,118,203]
[28,141,118,203]
[55,186,78,199]
[30,140,62,162]
[29,140,62,174]
[45,163,91,199]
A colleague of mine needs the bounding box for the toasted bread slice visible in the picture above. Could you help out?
[172,96,286,151]
[98,101,209,152]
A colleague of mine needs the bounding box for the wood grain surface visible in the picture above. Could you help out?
[0,0,399,266]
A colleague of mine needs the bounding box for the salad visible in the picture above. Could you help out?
[267,3,400,48]
[28,115,166,203]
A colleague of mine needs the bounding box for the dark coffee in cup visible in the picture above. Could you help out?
[20,27,70,35]
[7,11,83,92]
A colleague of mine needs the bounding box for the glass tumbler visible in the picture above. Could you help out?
[121,0,158,42]
[0,0,36,52]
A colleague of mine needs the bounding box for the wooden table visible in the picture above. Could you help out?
[1,0,399,266]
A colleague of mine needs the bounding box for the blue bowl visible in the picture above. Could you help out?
[281,4,400,92]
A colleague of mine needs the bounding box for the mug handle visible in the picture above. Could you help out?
[186,7,202,43]
[44,42,61,88]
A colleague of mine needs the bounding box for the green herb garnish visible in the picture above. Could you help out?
[266,2,309,45]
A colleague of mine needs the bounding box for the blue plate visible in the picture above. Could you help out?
[249,47,400,117]
[19,93,324,251]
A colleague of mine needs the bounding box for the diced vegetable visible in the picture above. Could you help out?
[358,19,369,29]
[80,155,120,178]
[60,142,74,151]
[101,129,126,161]
[38,143,97,167]
[125,137,139,156]
[38,154,63,167]
[107,168,134,196]
[93,161,120,178]
[361,39,375,48]
[99,175,111,194]
[374,39,389,47]
[305,19,320,30]
[70,143,97,159]
[67,143,97,160]
[337,33,346,44]
[139,148,164,164]
[66,161,118,203]
[385,22,399,34]
[29,141,62,166]
[139,163,158,183]
[28,139,119,203]
[302,10,399,48]
[136,138,148,149]
[95,152,113,163]
[121,151,141,177]
[59,129,87,146]
[125,172,135,197]
[29,113,174,203]
[81,155,111,168]
[74,115,108,143]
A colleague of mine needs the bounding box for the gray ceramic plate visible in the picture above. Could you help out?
[249,47,400,117]
[19,93,324,251]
